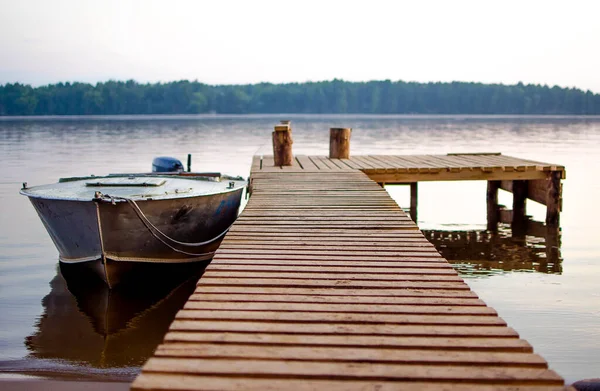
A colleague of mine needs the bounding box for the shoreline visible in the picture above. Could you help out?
[2,113,600,120]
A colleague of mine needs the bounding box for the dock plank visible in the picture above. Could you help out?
[141,358,564,383]
[154,345,548,366]
[163,332,533,350]
[190,286,479,297]
[167,321,520,337]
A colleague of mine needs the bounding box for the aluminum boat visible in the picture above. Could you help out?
[20,171,245,288]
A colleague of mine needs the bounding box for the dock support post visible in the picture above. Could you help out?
[329,128,352,159]
[512,180,528,236]
[272,122,293,166]
[545,172,562,268]
[546,171,561,227]
[410,182,418,223]
[486,180,500,231]
[545,227,561,271]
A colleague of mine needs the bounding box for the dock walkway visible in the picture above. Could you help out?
[132,154,569,390]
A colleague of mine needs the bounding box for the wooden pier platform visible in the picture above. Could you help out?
[132,151,570,390]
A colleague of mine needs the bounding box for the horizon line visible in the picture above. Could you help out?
[1,78,598,94]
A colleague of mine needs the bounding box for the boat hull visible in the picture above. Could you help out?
[27,188,243,287]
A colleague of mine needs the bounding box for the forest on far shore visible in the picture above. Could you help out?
[1,79,599,116]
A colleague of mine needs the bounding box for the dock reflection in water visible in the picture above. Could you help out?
[24,263,202,376]
[423,223,562,277]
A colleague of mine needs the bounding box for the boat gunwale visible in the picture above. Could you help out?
[20,175,246,202]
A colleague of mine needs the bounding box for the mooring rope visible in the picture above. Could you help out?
[94,193,233,257]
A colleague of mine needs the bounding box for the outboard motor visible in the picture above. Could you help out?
[152,157,184,173]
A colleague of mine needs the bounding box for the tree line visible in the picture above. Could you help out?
[1,79,599,115]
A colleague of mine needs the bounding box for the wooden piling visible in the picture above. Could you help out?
[329,128,352,159]
[545,226,561,266]
[410,182,418,223]
[546,171,561,227]
[486,181,500,231]
[512,180,528,236]
[272,123,293,166]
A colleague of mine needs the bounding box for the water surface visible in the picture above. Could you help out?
[0,114,599,383]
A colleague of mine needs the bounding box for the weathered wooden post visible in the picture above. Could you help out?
[512,180,528,237]
[546,171,561,227]
[486,180,500,231]
[272,121,293,166]
[545,226,561,270]
[329,128,352,159]
[410,183,418,222]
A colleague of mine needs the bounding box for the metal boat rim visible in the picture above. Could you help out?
[20,174,246,202]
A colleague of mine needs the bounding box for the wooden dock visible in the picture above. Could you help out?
[254,151,565,227]
[132,141,570,389]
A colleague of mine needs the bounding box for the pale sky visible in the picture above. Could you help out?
[1,0,599,92]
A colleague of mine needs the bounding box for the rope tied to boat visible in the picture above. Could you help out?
[93,192,233,258]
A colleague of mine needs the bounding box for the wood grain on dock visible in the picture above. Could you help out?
[132,154,569,391]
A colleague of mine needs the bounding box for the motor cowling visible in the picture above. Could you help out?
[152,157,184,173]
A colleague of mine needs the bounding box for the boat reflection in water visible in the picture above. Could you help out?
[423,222,562,277]
[24,262,202,378]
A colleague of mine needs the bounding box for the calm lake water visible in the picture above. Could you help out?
[0,114,599,384]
